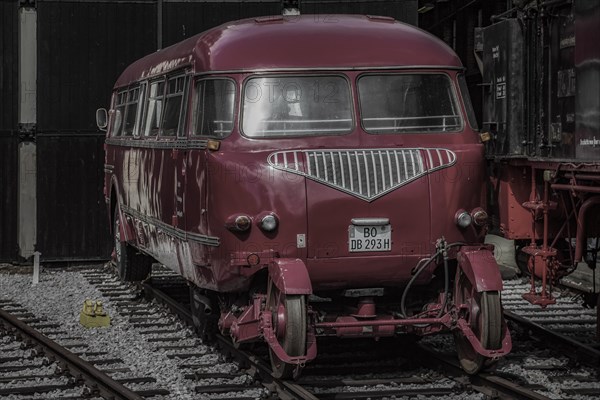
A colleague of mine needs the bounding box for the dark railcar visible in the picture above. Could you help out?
[99,14,511,378]
[479,0,600,309]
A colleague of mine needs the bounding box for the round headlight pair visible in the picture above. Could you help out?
[455,208,489,229]
[227,213,279,232]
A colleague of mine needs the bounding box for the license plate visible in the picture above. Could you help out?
[348,225,391,252]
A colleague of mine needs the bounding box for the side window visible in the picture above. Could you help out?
[132,84,146,137]
[143,80,165,137]
[112,90,127,137]
[122,87,140,136]
[194,79,236,138]
[161,76,186,137]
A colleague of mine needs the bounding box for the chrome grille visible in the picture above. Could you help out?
[306,149,423,200]
[268,148,456,201]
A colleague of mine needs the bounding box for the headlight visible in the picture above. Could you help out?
[471,208,489,226]
[455,209,472,229]
[259,213,278,232]
[225,214,252,232]
[235,215,252,231]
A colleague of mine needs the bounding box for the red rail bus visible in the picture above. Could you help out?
[97,14,511,378]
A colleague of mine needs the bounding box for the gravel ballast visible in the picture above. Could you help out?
[0,265,231,399]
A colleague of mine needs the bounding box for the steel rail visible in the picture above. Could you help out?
[412,344,553,400]
[140,281,319,400]
[0,307,143,400]
[140,282,194,326]
[221,338,320,400]
[141,278,481,399]
[504,310,600,366]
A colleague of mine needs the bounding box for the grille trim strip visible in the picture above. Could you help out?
[267,148,457,202]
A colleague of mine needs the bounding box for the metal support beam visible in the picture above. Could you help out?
[18,6,37,259]
[157,0,162,50]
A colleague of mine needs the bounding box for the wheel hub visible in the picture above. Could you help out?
[274,303,287,338]
[469,298,481,330]
[114,220,122,262]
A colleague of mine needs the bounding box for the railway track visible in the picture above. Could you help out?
[0,299,161,399]
[502,279,600,364]
[3,265,599,399]
[141,269,472,400]
[81,267,270,399]
[147,279,466,398]
[415,278,600,399]
[136,266,600,399]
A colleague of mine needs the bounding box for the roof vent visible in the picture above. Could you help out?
[366,15,396,23]
[255,15,285,24]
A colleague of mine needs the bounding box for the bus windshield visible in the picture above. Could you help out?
[242,76,353,137]
[358,74,462,134]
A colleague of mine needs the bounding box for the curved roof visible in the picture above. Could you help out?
[115,14,462,87]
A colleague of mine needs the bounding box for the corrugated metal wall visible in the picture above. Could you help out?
[163,1,280,47]
[37,1,158,132]
[0,135,18,262]
[161,1,416,49]
[4,0,417,263]
[36,0,158,261]
[1,1,18,132]
[302,0,417,24]
[0,1,19,262]
[36,134,109,261]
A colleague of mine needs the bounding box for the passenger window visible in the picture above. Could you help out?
[144,80,165,137]
[112,91,127,137]
[242,76,352,137]
[194,79,236,138]
[358,74,462,134]
[132,84,146,137]
[161,76,186,137]
[122,87,140,136]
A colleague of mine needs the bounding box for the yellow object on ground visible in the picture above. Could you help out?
[79,299,111,328]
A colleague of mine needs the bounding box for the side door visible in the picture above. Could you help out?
[138,74,188,263]
[115,84,145,222]
[184,77,237,267]
[168,74,190,234]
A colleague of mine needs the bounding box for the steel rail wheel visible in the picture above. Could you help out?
[267,279,307,379]
[113,208,152,282]
[453,270,502,374]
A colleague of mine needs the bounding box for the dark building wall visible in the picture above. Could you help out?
[0,1,18,262]
[302,0,417,24]
[0,135,19,262]
[35,0,158,261]
[1,1,18,132]
[161,1,416,48]
[37,0,158,132]
[4,0,418,262]
[36,134,109,261]
[162,1,281,48]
